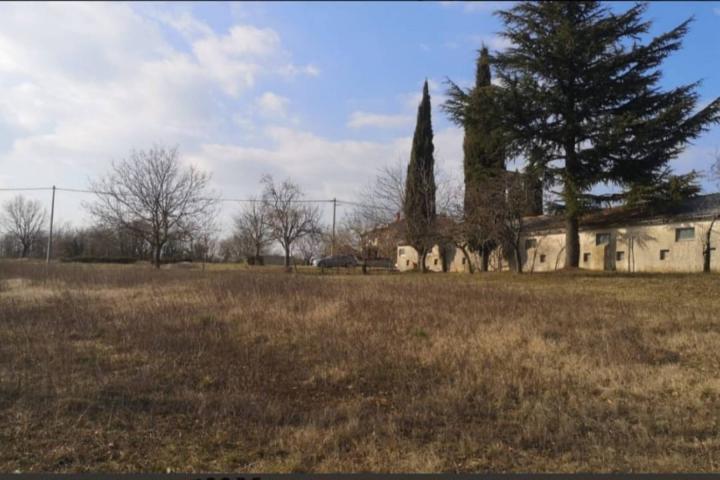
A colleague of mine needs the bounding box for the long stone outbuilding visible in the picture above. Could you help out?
[394,193,720,273]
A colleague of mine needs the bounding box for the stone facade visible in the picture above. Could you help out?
[395,194,720,274]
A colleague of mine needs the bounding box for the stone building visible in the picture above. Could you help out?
[395,193,720,273]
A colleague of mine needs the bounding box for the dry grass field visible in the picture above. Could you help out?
[1,260,719,472]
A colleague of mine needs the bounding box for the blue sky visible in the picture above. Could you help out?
[1,1,719,232]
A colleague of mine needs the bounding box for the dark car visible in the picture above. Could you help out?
[315,254,358,268]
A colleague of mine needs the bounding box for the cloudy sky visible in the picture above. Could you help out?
[1,1,719,231]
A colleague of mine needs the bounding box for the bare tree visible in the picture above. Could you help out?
[293,230,325,265]
[217,236,243,263]
[440,170,539,274]
[87,146,218,268]
[233,198,270,265]
[703,150,720,273]
[188,215,219,269]
[356,159,408,227]
[1,195,46,258]
[355,158,455,228]
[443,179,479,273]
[261,175,321,269]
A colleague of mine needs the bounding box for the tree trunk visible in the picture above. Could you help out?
[458,245,475,274]
[564,213,580,269]
[153,244,162,269]
[564,140,580,268]
[481,247,490,272]
[703,219,715,273]
[21,242,30,258]
[419,246,428,273]
[284,244,291,270]
[514,245,523,274]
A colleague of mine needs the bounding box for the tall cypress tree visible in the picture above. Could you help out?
[404,80,436,272]
[445,46,507,271]
[493,1,720,268]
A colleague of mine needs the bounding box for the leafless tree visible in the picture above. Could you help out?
[441,170,539,273]
[702,150,720,273]
[1,195,46,258]
[87,146,218,268]
[188,215,219,269]
[217,236,243,263]
[261,175,321,269]
[293,229,325,265]
[233,198,270,265]
[354,158,455,229]
[443,181,479,273]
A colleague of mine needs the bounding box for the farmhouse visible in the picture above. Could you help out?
[394,193,720,273]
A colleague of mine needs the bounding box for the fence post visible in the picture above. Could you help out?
[331,198,336,256]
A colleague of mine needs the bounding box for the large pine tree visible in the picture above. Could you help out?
[445,46,507,271]
[493,1,720,268]
[404,80,437,272]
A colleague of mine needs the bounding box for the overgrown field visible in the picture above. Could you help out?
[1,260,720,472]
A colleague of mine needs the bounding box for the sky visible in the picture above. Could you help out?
[1,1,719,234]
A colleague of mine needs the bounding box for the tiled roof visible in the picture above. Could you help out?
[523,193,720,234]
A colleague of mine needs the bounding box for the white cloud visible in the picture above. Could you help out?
[0,3,331,231]
[278,63,320,78]
[440,1,514,14]
[400,80,449,111]
[469,34,513,51]
[347,112,414,129]
[255,92,290,118]
[186,125,463,206]
[0,3,469,233]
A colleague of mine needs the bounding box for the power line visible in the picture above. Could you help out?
[3,185,378,209]
[0,187,53,192]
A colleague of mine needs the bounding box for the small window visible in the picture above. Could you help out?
[616,251,625,261]
[433,258,438,266]
[398,248,405,255]
[462,257,466,265]
[675,227,695,242]
[596,233,611,245]
[539,254,546,263]
[583,253,591,262]
[660,249,669,260]
[406,259,410,266]
[525,238,537,249]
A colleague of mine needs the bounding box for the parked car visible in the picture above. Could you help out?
[315,254,359,268]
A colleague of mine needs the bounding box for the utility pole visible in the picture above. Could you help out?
[331,198,337,256]
[46,185,56,264]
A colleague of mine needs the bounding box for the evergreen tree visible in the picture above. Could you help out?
[445,46,508,271]
[493,1,720,268]
[404,80,437,272]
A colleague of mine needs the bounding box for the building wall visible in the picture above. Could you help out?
[396,244,502,273]
[396,244,446,272]
[396,219,720,273]
[520,219,720,273]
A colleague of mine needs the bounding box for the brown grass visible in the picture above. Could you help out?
[1,260,719,472]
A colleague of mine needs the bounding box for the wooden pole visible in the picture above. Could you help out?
[46,185,55,264]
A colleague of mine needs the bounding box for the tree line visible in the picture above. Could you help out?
[0,149,330,269]
[2,2,719,272]
[398,0,719,273]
